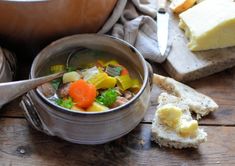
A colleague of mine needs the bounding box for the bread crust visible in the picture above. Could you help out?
[151,98,207,149]
[151,74,218,148]
[153,74,218,119]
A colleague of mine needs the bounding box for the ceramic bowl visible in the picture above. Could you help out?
[20,34,152,144]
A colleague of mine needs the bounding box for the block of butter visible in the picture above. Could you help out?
[179,0,235,51]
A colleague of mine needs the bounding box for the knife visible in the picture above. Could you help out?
[157,0,169,56]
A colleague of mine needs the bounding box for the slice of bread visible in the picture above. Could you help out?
[151,99,207,149]
[153,74,218,119]
[151,74,218,148]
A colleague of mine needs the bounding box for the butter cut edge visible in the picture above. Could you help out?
[187,18,235,51]
[178,0,235,51]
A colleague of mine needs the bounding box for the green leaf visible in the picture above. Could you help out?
[50,64,65,74]
[66,66,77,72]
[105,65,122,77]
[96,88,117,107]
[51,78,61,90]
[55,97,74,109]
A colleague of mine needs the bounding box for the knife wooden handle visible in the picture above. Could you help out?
[158,0,167,13]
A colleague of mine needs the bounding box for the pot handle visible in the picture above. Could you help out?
[146,61,153,89]
[20,94,55,136]
[20,94,44,132]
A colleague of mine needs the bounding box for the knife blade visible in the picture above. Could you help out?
[157,0,169,56]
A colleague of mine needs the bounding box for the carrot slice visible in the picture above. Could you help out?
[69,79,96,108]
[114,64,129,76]
[121,68,129,75]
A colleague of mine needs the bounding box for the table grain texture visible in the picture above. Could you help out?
[0,61,235,166]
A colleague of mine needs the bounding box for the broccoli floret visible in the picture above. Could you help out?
[96,88,117,107]
[56,97,74,109]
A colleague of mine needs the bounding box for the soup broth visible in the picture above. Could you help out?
[38,49,143,112]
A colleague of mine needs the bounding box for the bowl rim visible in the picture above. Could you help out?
[31,34,149,115]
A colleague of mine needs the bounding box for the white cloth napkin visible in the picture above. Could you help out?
[99,0,172,63]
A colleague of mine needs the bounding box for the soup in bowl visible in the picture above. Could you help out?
[39,49,142,112]
[21,34,152,144]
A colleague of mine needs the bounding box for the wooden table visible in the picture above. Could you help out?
[0,61,235,166]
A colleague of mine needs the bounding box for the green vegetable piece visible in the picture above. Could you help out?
[50,64,65,74]
[96,88,117,107]
[130,79,141,93]
[51,78,61,90]
[116,75,133,91]
[56,97,74,109]
[105,65,122,77]
[66,66,77,72]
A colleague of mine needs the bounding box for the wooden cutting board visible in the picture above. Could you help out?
[163,12,235,82]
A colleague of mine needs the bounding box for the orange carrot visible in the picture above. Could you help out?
[121,68,129,75]
[69,79,96,109]
[96,60,104,67]
[115,64,129,76]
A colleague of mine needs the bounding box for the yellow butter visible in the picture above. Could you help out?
[179,0,235,51]
[157,105,199,137]
[178,120,198,137]
[157,105,182,129]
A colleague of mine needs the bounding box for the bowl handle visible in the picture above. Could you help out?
[20,94,55,136]
[20,94,44,132]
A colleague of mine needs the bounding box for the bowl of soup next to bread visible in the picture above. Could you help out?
[20,34,152,144]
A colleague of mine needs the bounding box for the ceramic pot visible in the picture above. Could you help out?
[20,34,152,144]
[0,0,117,43]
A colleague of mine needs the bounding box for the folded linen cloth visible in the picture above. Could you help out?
[0,48,16,82]
[99,0,172,63]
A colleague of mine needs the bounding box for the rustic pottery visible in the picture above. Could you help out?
[20,34,152,144]
[0,0,117,43]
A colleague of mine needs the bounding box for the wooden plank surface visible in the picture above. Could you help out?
[164,11,235,82]
[0,118,234,166]
[1,98,24,118]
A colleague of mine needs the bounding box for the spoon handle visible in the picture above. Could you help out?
[0,72,63,108]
